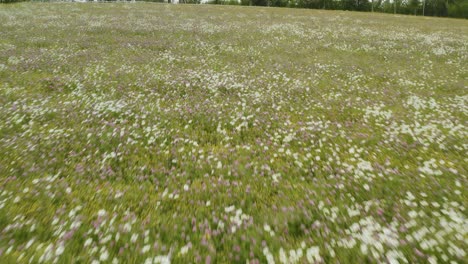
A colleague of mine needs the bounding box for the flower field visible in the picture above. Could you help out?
[0,2,467,263]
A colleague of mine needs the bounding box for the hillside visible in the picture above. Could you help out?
[0,3,467,263]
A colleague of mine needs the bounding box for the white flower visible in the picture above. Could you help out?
[262,247,275,264]
[98,209,106,217]
[279,248,287,264]
[347,207,360,217]
[306,246,321,263]
[272,173,281,183]
[131,233,138,243]
[357,160,373,171]
[180,244,190,255]
[123,223,132,232]
[84,238,93,247]
[408,211,418,218]
[142,245,150,254]
[100,249,109,261]
[25,238,35,249]
[428,256,437,264]
[55,244,65,256]
[225,205,235,213]
[154,255,170,264]
[101,235,112,244]
[284,134,294,143]
[386,250,406,264]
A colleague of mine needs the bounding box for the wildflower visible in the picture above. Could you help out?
[142,245,150,254]
[100,249,109,261]
[131,234,138,243]
[98,210,106,217]
[306,246,320,263]
[55,244,64,256]
[225,205,235,213]
[180,243,191,255]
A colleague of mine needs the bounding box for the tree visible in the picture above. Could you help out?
[448,0,468,18]
[251,0,268,5]
[393,0,403,14]
[409,0,420,14]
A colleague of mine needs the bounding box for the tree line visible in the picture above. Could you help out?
[1,0,467,18]
[206,0,467,18]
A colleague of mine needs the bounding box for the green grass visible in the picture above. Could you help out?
[0,2,467,263]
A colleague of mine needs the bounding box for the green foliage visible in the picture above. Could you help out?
[269,0,288,6]
[0,0,27,3]
[251,0,267,5]
[207,0,239,4]
[216,0,467,17]
[1,0,466,18]
[408,0,420,15]
[448,0,468,17]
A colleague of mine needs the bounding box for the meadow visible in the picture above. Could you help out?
[0,2,467,263]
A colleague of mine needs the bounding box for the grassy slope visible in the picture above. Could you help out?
[0,3,467,263]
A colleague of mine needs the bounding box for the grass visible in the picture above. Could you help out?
[0,2,467,263]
